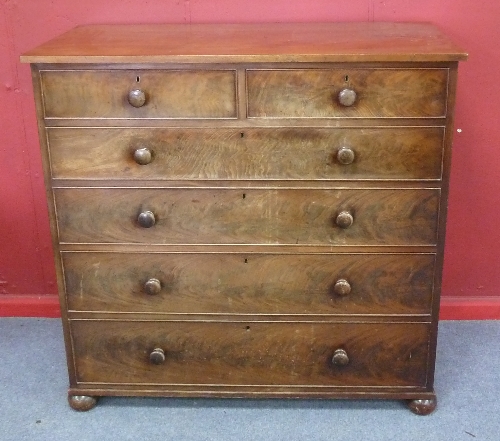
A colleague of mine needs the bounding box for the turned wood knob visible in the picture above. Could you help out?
[335,211,354,229]
[128,89,146,107]
[137,210,156,228]
[338,88,357,107]
[149,348,166,365]
[134,147,153,165]
[144,278,161,295]
[332,348,349,366]
[337,147,355,165]
[333,279,351,296]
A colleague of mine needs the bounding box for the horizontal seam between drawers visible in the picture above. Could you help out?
[68,318,432,324]
[75,382,426,389]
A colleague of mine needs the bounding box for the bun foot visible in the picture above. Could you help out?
[408,396,437,415]
[68,395,98,411]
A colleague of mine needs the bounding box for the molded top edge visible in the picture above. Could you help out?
[21,22,468,64]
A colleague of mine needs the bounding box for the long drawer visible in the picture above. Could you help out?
[63,252,435,315]
[47,127,444,181]
[54,188,440,245]
[40,69,237,119]
[247,68,448,118]
[71,320,430,387]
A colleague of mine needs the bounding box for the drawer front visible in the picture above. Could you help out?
[247,69,448,118]
[64,252,435,315]
[55,188,440,245]
[71,320,430,387]
[48,127,444,181]
[41,70,237,119]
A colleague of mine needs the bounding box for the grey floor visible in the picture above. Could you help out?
[1,319,499,441]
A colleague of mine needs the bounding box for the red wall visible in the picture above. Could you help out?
[1,0,500,318]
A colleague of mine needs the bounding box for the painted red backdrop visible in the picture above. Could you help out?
[1,0,499,318]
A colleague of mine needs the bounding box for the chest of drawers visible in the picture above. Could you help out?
[22,23,466,414]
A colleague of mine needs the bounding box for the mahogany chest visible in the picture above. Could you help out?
[21,22,466,414]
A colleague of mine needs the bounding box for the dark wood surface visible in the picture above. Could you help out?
[70,320,429,387]
[23,23,466,411]
[247,68,448,118]
[47,127,444,180]
[67,395,98,412]
[20,22,467,63]
[41,70,237,119]
[63,252,435,315]
[54,187,440,245]
[408,397,437,415]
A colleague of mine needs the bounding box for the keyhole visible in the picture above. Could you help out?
[242,193,246,199]
[344,75,349,82]
[240,132,245,138]
[244,258,248,263]
[136,76,140,83]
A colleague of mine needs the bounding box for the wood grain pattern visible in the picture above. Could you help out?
[20,23,467,64]
[63,252,435,315]
[71,320,430,387]
[22,23,466,407]
[247,69,448,118]
[47,127,444,180]
[41,70,237,119]
[54,188,440,245]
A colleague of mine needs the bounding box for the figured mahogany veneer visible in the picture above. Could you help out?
[71,320,430,388]
[54,187,440,245]
[41,70,237,119]
[63,252,435,315]
[247,68,448,118]
[22,22,466,414]
[47,127,445,180]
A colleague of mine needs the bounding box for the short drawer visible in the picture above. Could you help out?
[71,320,430,387]
[63,252,435,315]
[247,68,448,118]
[54,188,440,246]
[47,127,444,180]
[40,69,237,119]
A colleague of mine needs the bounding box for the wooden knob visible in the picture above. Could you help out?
[335,211,353,229]
[137,210,156,228]
[134,147,153,165]
[128,89,146,107]
[332,349,349,366]
[338,88,357,107]
[149,348,165,365]
[144,278,161,295]
[337,147,355,165]
[333,279,351,296]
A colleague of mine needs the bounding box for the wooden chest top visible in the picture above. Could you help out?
[21,22,467,64]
